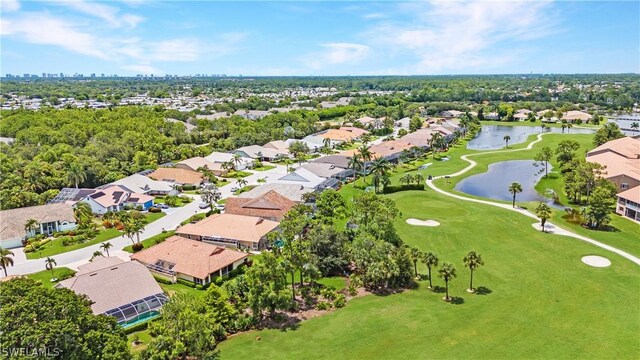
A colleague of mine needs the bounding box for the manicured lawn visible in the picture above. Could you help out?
[252,165,276,171]
[123,230,175,253]
[153,197,191,207]
[219,188,640,359]
[26,228,123,259]
[128,329,152,355]
[26,267,76,288]
[222,171,252,179]
[234,185,257,195]
[316,276,347,291]
[159,282,205,298]
[145,212,166,223]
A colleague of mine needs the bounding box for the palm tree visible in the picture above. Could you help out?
[100,242,112,257]
[561,124,566,133]
[357,144,373,184]
[413,173,424,186]
[74,202,93,228]
[347,155,363,182]
[400,174,413,186]
[24,218,39,239]
[566,123,572,133]
[323,137,331,150]
[232,153,243,170]
[438,263,457,301]
[508,182,523,208]
[66,162,86,189]
[429,132,443,159]
[369,157,391,193]
[503,135,511,148]
[45,257,57,280]
[463,251,484,292]
[0,247,15,277]
[535,202,552,232]
[632,122,639,134]
[91,251,104,261]
[201,183,221,211]
[422,252,438,289]
[409,247,422,277]
[236,178,248,189]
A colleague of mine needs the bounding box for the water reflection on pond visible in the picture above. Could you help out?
[455,160,553,204]
[467,125,595,150]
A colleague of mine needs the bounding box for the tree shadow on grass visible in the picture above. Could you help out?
[475,286,492,295]
[257,313,301,332]
[449,296,465,305]
[431,285,445,294]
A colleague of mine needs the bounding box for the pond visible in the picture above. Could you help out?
[455,160,554,204]
[467,125,595,150]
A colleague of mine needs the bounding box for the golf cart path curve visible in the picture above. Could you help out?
[426,133,640,266]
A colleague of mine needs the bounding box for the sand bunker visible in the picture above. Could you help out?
[581,255,611,268]
[406,218,440,227]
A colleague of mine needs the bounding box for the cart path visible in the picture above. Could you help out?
[426,133,640,266]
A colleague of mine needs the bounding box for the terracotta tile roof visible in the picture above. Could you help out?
[0,203,76,241]
[177,213,279,243]
[588,137,640,159]
[225,190,296,220]
[148,167,203,185]
[587,137,640,181]
[56,258,163,315]
[131,236,249,280]
[177,157,224,172]
[237,183,313,202]
[618,186,640,202]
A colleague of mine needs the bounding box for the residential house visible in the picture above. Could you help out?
[238,183,314,202]
[562,110,593,123]
[616,187,640,222]
[176,213,279,250]
[176,157,227,176]
[484,112,500,120]
[111,174,178,196]
[195,112,228,120]
[440,110,464,118]
[81,185,154,214]
[301,162,353,181]
[233,109,270,120]
[48,188,98,205]
[148,167,204,186]
[267,168,327,189]
[166,118,196,132]
[233,145,290,161]
[263,140,291,153]
[312,154,352,169]
[0,203,77,248]
[514,109,533,121]
[586,137,640,193]
[56,257,168,327]
[131,236,249,286]
[205,151,254,170]
[318,127,369,145]
[225,190,296,221]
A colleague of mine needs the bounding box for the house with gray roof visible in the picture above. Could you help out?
[56,257,168,327]
[0,203,77,248]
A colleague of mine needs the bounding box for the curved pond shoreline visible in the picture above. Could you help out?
[454,160,552,203]
[467,125,595,150]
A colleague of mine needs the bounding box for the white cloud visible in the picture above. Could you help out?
[122,63,162,74]
[1,0,20,12]
[363,13,386,20]
[1,13,108,59]
[52,0,144,28]
[368,0,559,73]
[148,39,201,61]
[305,43,370,69]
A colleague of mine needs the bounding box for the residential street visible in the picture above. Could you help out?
[7,164,291,276]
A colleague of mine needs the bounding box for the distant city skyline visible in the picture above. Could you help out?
[1,1,639,76]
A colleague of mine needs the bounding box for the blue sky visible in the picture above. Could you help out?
[1,1,638,76]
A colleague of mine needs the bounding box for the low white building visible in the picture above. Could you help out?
[0,203,77,248]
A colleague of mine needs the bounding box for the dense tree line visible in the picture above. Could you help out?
[2,74,638,109]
